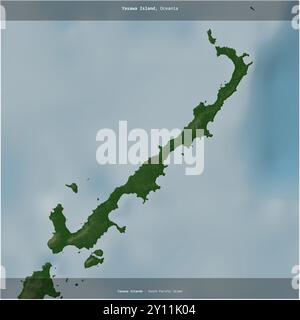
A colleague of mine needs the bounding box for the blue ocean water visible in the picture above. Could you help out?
[241,24,299,200]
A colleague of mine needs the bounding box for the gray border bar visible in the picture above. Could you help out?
[1,1,298,21]
[1,278,298,299]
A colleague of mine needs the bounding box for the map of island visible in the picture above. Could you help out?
[19,29,252,299]
[18,263,60,299]
[47,29,252,264]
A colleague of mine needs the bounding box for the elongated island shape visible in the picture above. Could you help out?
[19,29,252,298]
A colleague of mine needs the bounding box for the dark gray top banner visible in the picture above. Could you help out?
[1,1,298,21]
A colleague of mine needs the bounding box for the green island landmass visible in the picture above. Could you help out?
[65,183,78,193]
[19,29,252,298]
[47,29,252,261]
[207,29,216,45]
[18,263,60,299]
[84,249,104,268]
